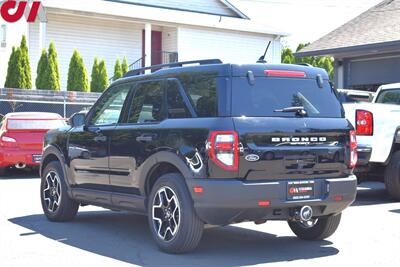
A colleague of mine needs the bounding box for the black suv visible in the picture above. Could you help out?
[40,59,357,253]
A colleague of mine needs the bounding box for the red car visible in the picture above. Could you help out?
[0,112,67,175]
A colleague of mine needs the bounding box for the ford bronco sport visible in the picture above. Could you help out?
[40,59,358,253]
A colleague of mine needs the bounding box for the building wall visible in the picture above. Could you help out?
[177,26,281,64]
[29,13,143,90]
[162,27,178,53]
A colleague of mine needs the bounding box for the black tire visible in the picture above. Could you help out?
[288,213,342,240]
[384,151,400,201]
[148,173,204,254]
[40,161,79,222]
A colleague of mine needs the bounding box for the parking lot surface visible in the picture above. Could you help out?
[1,170,399,267]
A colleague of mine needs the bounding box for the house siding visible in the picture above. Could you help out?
[162,27,178,53]
[177,27,280,64]
[30,13,143,90]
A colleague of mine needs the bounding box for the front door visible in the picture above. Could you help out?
[68,83,132,189]
[142,30,163,66]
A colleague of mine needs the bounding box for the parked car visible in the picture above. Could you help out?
[342,83,400,200]
[0,112,67,175]
[40,59,357,253]
[337,89,375,103]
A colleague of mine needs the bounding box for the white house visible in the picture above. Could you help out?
[0,0,287,91]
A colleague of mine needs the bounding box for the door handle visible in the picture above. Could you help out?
[136,133,157,143]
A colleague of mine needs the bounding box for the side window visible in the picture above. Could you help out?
[166,80,191,119]
[128,81,165,124]
[89,84,131,126]
[180,75,218,117]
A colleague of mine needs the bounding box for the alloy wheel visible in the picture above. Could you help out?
[43,171,62,213]
[152,186,181,242]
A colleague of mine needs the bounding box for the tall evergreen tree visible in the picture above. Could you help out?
[4,47,17,88]
[113,58,123,81]
[36,49,49,89]
[98,59,109,91]
[121,56,129,75]
[47,42,61,90]
[67,50,89,92]
[90,57,100,92]
[20,35,32,89]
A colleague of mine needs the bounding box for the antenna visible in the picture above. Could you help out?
[257,41,271,63]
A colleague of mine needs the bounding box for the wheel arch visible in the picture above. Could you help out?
[40,145,66,178]
[139,151,194,197]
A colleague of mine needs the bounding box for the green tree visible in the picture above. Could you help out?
[113,58,123,81]
[281,47,295,64]
[35,49,49,89]
[121,56,129,75]
[67,49,89,92]
[20,35,32,89]
[47,42,61,90]
[90,57,100,92]
[4,47,17,88]
[5,47,24,89]
[98,59,109,92]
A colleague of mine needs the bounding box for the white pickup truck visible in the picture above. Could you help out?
[341,84,400,200]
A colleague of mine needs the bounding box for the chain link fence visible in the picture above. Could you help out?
[0,88,101,118]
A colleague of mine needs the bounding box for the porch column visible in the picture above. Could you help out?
[38,21,47,54]
[144,23,152,72]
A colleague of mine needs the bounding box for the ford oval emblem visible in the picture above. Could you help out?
[245,154,260,162]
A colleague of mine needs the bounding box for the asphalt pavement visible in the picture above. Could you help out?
[0,169,399,267]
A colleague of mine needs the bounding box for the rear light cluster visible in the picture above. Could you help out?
[356,110,373,136]
[0,134,17,148]
[264,70,306,78]
[207,131,239,171]
[349,130,358,169]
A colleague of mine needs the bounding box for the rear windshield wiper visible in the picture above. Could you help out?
[274,106,307,117]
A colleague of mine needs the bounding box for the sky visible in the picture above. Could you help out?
[238,0,382,50]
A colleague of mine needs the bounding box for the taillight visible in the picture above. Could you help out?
[349,130,358,169]
[1,136,16,143]
[356,110,373,136]
[207,131,239,171]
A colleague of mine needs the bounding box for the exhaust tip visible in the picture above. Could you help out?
[300,206,313,221]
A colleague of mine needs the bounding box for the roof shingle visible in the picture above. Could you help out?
[296,0,400,56]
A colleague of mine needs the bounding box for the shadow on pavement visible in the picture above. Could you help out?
[0,168,40,180]
[352,182,396,206]
[9,211,339,266]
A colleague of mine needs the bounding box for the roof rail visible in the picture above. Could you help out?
[124,59,223,78]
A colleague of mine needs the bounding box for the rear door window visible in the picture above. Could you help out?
[375,89,400,104]
[127,81,165,124]
[179,76,218,117]
[166,80,191,119]
[232,77,343,118]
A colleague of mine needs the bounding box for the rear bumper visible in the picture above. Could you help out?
[356,146,372,166]
[186,175,357,225]
[0,148,42,167]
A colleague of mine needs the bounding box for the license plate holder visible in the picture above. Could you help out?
[287,180,315,201]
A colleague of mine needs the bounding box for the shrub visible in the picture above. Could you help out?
[4,47,24,89]
[98,59,109,92]
[90,57,100,92]
[122,56,129,75]
[35,49,49,89]
[47,42,61,90]
[4,47,17,88]
[20,35,32,89]
[67,49,89,92]
[113,58,123,81]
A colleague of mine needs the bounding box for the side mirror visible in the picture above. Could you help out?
[69,112,86,128]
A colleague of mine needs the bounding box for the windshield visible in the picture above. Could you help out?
[375,89,400,104]
[7,119,66,130]
[232,77,343,118]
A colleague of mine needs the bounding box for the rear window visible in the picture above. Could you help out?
[375,89,400,104]
[7,119,66,130]
[232,77,343,118]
